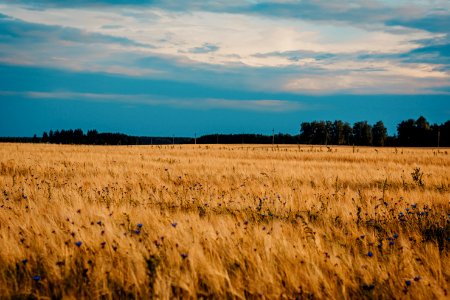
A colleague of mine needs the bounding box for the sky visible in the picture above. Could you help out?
[0,0,449,137]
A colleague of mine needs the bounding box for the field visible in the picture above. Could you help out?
[0,143,449,299]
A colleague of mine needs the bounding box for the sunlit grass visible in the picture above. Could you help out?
[0,143,449,298]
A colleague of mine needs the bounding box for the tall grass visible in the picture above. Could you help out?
[0,143,449,298]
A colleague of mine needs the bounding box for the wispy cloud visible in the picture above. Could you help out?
[0,90,306,112]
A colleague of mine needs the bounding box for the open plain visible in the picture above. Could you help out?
[0,143,449,299]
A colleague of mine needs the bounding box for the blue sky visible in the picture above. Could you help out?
[0,0,449,137]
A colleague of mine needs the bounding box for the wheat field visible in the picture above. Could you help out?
[0,143,449,299]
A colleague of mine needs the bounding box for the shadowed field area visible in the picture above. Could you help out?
[0,143,449,299]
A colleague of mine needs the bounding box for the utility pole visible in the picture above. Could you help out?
[272,128,275,145]
[194,133,197,145]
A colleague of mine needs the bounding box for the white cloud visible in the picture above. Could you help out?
[0,4,437,64]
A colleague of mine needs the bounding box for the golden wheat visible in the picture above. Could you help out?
[0,143,449,299]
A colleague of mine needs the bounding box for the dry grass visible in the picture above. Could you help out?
[0,143,449,299]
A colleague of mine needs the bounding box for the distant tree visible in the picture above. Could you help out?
[440,121,450,147]
[331,120,351,145]
[342,122,352,145]
[301,120,355,145]
[73,129,84,144]
[300,122,313,144]
[372,121,387,146]
[353,121,372,146]
[67,129,74,144]
[311,121,327,144]
[330,120,340,145]
[397,119,415,146]
[324,121,333,145]
[415,116,430,130]
[59,129,67,144]
[42,131,49,143]
[397,116,433,146]
[87,129,98,144]
[49,130,54,143]
[415,116,432,146]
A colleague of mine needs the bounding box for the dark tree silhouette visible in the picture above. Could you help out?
[397,116,435,146]
[331,120,344,145]
[342,122,353,145]
[440,121,450,147]
[300,122,314,144]
[2,116,449,146]
[397,119,415,146]
[372,121,387,146]
[42,132,49,143]
[353,121,372,146]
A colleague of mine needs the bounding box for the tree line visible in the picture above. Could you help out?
[38,129,193,145]
[0,116,448,146]
[299,116,448,146]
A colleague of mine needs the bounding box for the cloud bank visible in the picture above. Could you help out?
[0,0,449,96]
